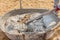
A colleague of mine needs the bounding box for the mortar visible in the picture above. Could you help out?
[0,9,59,40]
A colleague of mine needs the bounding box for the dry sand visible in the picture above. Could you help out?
[0,0,54,16]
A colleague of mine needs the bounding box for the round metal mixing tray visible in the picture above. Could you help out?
[0,9,59,40]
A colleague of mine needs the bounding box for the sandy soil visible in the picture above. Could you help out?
[0,0,54,16]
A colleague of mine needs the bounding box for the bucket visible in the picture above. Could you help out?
[0,9,59,40]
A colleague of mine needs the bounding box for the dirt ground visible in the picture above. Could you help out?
[0,0,54,16]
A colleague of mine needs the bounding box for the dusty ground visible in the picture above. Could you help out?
[0,0,20,16]
[0,0,54,16]
[22,0,54,9]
